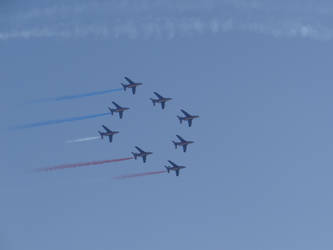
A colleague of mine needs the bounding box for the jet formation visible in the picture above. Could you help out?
[97,76,199,176]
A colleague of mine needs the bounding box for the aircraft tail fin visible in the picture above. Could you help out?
[121,83,127,91]
[164,166,170,173]
[150,98,156,106]
[98,131,104,139]
[132,152,137,160]
[172,141,177,149]
[177,116,183,124]
[108,107,114,115]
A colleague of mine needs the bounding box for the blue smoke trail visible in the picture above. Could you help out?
[10,112,109,130]
[28,88,123,103]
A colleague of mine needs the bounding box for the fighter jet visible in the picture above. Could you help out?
[108,102,129,119]
[172,135,194,152]
[177,109,200,127]
[132,146,153,163]
[98,125,119,143]
[165,160,186,176]
[121,77,143,95]
[150,92,172,110]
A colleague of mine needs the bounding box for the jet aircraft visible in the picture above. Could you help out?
[177,109,199,127]
[108,101,129,119]
[165,161,186,176]
[132,146,153,163]
[150,92,172,110]
[98,125,119,143]
[172,135,194,152]
[121,77,143,95]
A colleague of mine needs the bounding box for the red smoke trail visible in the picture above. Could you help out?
[35,157,134,172]
[114,170,167,180]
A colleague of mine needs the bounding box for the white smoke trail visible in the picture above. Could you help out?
[66,136,100,143]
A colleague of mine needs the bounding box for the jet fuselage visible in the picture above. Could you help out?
[182,115,199,120]
[111,107,129,113]
[152,97,172,103]
[168,166,185,171]
[101,131,119,137]
[175,141,194,146]
[126,83,142,88]
[135,151,152,157]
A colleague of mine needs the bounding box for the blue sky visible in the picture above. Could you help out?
[1,1,333,249]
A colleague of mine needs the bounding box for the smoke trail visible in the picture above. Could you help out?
[10,112,109,130]
[114,170,167,179]
[66,136,100,143]
[29,88,123,104]
[35,157,134,172]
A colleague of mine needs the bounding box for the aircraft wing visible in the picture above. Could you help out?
[188,119,192,127]
[153,92,163,99]
[112,101,122,109]
[183,145,187,153]
[168,160,177,167]
[181,109,191,117]
[161,102,165,109]
[124,77,134,84]
[132,87,136,95]
[176,135,185,142]
[135,146,145,153]
[143,155,147,163]
[119,111,123,119]
[176,169,180,176]
[102,125,111,132]
[108,135,113,143]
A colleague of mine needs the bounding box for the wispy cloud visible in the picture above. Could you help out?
[2,0,333,41]
[1,18,332,41]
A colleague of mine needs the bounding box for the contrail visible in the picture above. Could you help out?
[28,88,123,104]
[114,170,167,180]
[35,157,134,172]
[10,112,109,130]
[66,136,100,143]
